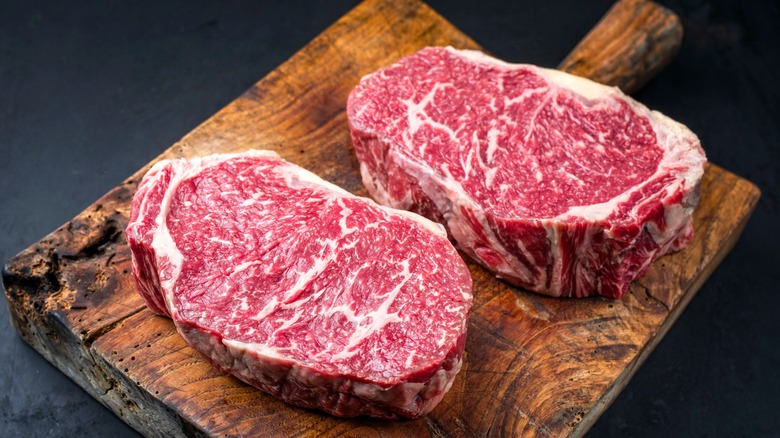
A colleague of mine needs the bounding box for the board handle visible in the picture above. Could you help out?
[558,0,683,94]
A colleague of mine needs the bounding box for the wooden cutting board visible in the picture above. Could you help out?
[2,0,760,436]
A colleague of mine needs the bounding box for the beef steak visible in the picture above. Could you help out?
[125,149,473,419]
[347,46,706,298]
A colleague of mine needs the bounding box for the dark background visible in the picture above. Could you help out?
[1,0,777,436]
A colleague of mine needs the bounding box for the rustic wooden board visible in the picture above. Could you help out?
[2,0,760,437]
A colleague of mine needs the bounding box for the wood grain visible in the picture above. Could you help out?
[2,0,760,437]
[559,0,683,94]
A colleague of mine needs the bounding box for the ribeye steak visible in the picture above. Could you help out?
[125,149,473,419]
[347,46,706,298]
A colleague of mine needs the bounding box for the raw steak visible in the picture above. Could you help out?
[347,46,706,298]
[125,150,472,419]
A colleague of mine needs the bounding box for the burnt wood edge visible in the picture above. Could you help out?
[2,180,141,311]
[571,178,761,437]
[1,178,192,435]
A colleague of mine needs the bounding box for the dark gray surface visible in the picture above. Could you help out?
[1,0,778,436]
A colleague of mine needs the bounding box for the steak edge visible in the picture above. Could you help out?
[347,46,706,298]
[125,149,473,419]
